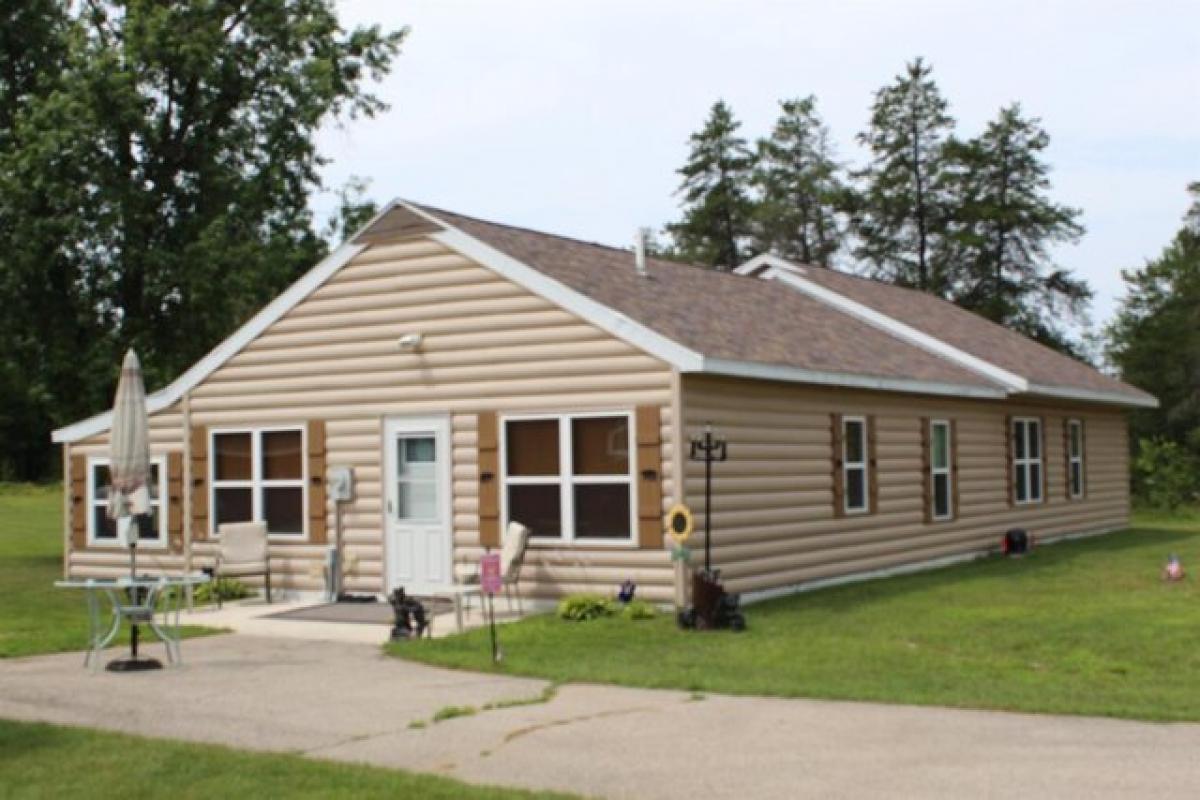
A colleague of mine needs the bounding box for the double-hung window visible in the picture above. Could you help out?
[842,416,870,515]
[1067,419,1085,499]
[930,420,953,521]
[86,456,167,546]
[502,412,636,544]
[211,428,306,537]
[1011,417,1043,504]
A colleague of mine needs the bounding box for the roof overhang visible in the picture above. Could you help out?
[53,204,1154,444]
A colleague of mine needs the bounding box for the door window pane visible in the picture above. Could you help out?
[262,430,303,480]
[506,420,559,476]
[574,484,630,538]
[214,433,252,480]
[263,487,304,534]
[844,420,865,463]
[846,468,866,510]
[93,465,111,502]
[399,437,436,480]
[397,480,437,520]
[509,484,562,538]
[214,487,253,525]
[572,417,629,475]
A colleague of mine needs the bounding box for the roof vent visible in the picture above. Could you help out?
[633,227,650,278]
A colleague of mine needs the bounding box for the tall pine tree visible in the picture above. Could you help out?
[946,104,1088,351]
[1107,182,1200,455]
[853,58,955,293]
[667,100,755,269]
[752,96,846,267]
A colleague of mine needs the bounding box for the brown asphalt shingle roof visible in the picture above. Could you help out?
[410,204,1151,404]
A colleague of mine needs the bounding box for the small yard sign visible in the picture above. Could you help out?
[480,553,502,594]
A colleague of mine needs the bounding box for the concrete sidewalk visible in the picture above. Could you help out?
[2,635,1198,799]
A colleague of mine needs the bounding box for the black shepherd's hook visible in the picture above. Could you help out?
[689,423,727,574]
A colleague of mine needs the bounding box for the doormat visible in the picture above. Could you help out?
[264,599,452,625]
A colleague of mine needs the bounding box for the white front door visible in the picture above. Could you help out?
[383,416,452,594]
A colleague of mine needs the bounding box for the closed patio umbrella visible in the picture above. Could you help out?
[106,349,159,671]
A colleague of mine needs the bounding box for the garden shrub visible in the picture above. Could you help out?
[193,577,252,604]
[621,599,656,620]
[557,593,616,621]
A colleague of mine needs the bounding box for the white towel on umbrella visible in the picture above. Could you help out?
[107,349,151,525]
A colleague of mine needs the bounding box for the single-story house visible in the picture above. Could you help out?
[52,201,1157,603]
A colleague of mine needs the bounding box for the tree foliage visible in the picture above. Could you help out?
[1107,182,1200,484]
[945,104,1089,351]
[751,96,846,267]
[852,58,955,293]
[0,0,405,479]
[666,100,755,269]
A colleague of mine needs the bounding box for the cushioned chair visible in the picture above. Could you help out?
[214,521,271,608]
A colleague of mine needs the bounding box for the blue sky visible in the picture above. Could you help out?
[318,0,1199,331]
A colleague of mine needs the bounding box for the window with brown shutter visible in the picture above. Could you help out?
[477,412,500,549]
[308,420,327,544]
[920,418,933,523]
[70,454,87,550]
[830,413,844,518]
[635,406,663,549]
[190,425,208,539]
[168,451,184,551]
[867,415,879,515]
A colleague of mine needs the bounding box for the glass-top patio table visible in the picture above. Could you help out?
[55,574,211,671]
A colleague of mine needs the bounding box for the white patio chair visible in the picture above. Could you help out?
[214,521,271,608]
[499,521,530,614]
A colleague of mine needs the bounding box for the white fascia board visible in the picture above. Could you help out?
[700,358,1007,400]
[1023,383,1160,409]
[759,264,1029,392]
[52,238,372,444]
[398,202,706,372]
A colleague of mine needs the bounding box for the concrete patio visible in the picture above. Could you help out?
[3,634,1200,799]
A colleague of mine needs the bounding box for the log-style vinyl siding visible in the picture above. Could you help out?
[682,374,1130,596]
[64,237,675,596]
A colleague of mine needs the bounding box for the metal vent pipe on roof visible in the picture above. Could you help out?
[634,227,650,278]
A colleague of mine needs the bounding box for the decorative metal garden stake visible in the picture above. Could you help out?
[689,423,727,574]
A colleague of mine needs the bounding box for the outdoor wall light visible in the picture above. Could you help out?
[396,332,423,352]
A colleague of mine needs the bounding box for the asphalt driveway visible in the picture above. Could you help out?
[2,635,1198,799]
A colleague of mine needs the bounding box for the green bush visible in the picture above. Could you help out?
[556,593,615,621]
[621,600,657,621]
[1133,438,1200,511]
[193,577,252,605]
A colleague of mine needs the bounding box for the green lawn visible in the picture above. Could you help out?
[395,510,1200,721]
[0,483,220,658]
[0,718,571,799]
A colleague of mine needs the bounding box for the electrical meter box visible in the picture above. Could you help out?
[328,466,354,502]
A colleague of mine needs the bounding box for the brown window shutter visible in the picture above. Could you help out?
[70,454,87,550]
[920,418,932,524]
[167,451,184,551]
[190,425,208,540]
[1062,418,1072,500]
[1004,415,1014,507]
[307,420,328,544]
[635,406,663,549]
[867,415,879,515]
[830,413,844,518]
[477,411,500,549]
[950,419,960,520]
[1039,417,1048,503]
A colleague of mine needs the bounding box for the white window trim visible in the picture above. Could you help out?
[86,455,169,548]
[209,426,308,539]
[842,416,870,515]
[930,419,953,522]
[1012,417,1044,505]
[1068,419,1085,499]
[500,410,638,547]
